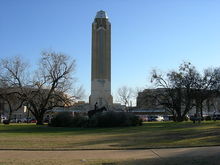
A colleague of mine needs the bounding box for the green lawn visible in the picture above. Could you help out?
[0,121,220,150]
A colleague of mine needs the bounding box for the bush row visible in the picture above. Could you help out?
[49,111,142,128]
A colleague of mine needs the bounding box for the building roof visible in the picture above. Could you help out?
[131,109,166,113]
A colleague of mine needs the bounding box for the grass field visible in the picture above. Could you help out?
[0,121,220,150]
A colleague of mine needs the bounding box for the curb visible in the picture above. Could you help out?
[0,145,220,151]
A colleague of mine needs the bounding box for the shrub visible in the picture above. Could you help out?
[3,120,9,125]
[129,114,143,126]
[70,115,89,127]
[89,111,142,127]
[204,116,212,121]
[183,116,189,121]
[49,111,142,128]
[50,112,73,127]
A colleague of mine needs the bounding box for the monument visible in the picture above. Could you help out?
[89,10,113,108]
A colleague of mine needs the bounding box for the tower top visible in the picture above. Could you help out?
[95,10,108,19]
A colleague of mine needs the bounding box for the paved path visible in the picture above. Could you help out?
[0,146,219,160]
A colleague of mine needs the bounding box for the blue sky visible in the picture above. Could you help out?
[1,0,220,102]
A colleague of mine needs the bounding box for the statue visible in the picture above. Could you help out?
[88,102,107,118]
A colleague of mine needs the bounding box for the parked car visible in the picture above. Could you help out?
[137,115,148,121]
[3,119,9,124]
[43,116,51,123]
[155,116,164,121]
[163,115,170,121]
[30,119,37,123]
[1,116,7,123]
[163,115,174,121]
[10,119,18,123]
[17,118,37,123]
[17,118,28,123]
[147,116,157,122]
[203,115,211,121]
[148,116,164,122]
[212,114,220,120]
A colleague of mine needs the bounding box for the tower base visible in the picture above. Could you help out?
[90,79,113,109]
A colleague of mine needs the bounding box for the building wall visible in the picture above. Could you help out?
[137,88,164,110]
[0,98,28,121]
[137,88,220,116]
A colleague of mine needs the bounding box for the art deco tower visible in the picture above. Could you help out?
[89,10,113,107]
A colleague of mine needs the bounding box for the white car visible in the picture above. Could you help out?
[155,116,164,121]
[148,115,164,122]
[1,116,7,123]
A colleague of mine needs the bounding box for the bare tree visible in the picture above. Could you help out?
[24,51,78,125]
[0,89,25,123]
[0,57,28,123]
[0,51,83,125]
[0,56,28,87]
[117,86,134,107]
[151,62,200,122]
[72,85,86,101]
[193,67,220,119]
[133,87,144,98]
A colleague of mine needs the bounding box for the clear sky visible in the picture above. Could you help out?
[1,0,220,103]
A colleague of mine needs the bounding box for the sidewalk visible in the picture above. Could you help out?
[0,146,219,160]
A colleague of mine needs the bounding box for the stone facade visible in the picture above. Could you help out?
[89,10,113,108]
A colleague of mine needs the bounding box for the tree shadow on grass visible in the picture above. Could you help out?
[116,155,220,165]
[68,127,220,149]
[1,122,220,150]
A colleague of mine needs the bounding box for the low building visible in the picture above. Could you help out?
[136,88,220,117]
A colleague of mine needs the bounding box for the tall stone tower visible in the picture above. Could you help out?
[89,10,113,108]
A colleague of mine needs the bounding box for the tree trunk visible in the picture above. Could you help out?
[195,101,200,123]
[176,116,184,122]
[36,114,44,125]
[36,118,44,125]
[172,112,177,122]
[176,107,184,122]
[200,101,203,121]
[8,104,13,124]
